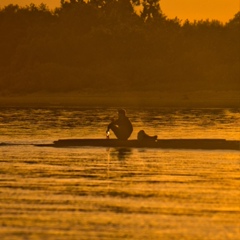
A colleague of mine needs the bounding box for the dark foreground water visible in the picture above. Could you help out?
[0,108,239,240]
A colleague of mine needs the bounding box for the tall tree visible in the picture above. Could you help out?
[141,0,162,21]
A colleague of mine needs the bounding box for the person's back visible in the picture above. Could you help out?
[106,109,133,140]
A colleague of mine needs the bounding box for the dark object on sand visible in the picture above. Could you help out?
[137,130,158,142]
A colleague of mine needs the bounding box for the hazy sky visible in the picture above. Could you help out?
[0,0,239,23]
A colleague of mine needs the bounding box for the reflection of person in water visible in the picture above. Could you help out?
[106,109,133,140]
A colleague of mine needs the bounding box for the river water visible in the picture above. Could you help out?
[0,107,239,240]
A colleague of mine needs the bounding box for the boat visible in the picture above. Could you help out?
[35,138,240,151]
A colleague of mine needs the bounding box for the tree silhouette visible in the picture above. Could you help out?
[141,0,162,21]
[0,2,239,95]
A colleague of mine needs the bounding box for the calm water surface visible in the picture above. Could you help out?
[0,108,239,240]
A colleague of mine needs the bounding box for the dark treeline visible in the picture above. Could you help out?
[0,0,239,95]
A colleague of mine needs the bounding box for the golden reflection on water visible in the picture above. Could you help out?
[0,145,239,240]
[0,108,240,143]
[0,107,239,239]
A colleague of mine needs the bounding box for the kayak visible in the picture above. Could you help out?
[35,138,240,151]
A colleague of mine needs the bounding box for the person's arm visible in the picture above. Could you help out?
[106,118,118,132]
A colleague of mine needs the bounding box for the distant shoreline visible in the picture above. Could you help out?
[0,90,239,108]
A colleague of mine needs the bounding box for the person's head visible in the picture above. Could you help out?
[118,108,126,117]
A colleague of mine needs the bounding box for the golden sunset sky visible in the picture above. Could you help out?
[0,0,239,23]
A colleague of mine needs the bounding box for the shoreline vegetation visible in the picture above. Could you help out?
[0,1,239,107]
[0,90,239,107]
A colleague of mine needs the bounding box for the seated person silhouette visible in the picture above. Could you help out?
[106,109,133,140]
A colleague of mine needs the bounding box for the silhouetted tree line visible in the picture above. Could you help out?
[0,0,239,94]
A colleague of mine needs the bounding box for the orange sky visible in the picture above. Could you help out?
[0,0,239,23]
